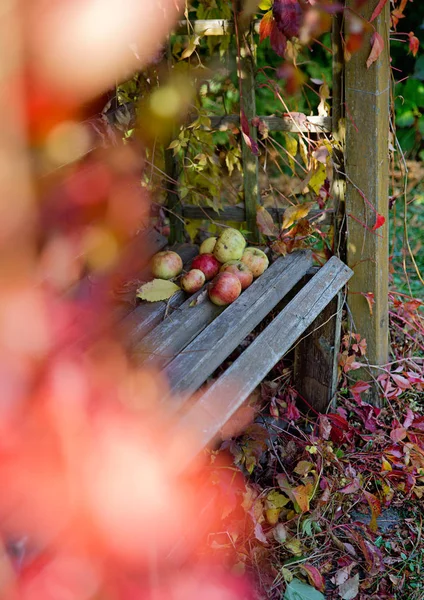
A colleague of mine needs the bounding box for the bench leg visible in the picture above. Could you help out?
[293,292,342,414]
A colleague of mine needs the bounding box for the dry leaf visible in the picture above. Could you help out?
[282,203,313,230]
[366,32,384,69]
[257,206,278,237]
[136,279,180,302]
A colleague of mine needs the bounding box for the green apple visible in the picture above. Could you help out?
[199,237,217,254]
[241,247,269,278]
[213,228,246,263]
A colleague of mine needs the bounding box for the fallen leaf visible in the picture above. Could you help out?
[284,537,303,556]
[254,521,268,544]
[301,564,325,592]
[339,478,361,495]
[258,0,273,9]
[390,427,407,443]
[284,578,325,600]
[136,279,180,302]
[274,523,289,544]
[281,567,293,583]
[294,461,314,477]
[363,491,381,533]
[338,573,360,600]
[189,287,208,307]
[292,483,313,513]
[366,32,384,69]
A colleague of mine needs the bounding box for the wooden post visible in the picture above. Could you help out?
[344,0,390,402]
[239,25,260,243]
[165,145,185,244]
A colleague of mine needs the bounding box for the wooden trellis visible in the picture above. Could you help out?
[166,1,390,402]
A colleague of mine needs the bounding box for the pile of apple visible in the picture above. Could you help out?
[150,228,269,306]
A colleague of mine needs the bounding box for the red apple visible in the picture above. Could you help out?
[220,260,253,290]
[191,253,221,281]
[151,251,183,279]
[208,272,242,306]
[241,247,269,278]
[180,269,206,294]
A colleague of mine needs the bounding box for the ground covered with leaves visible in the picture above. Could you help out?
[198,299,424,600]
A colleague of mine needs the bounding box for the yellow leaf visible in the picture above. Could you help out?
[308,163,326,194]
[180,37,198,60]
[284,133,298,172]
[258,0,273,9]
[284,537,303,556]
[282,203,313,231]
[292,483,313,513]
[137,279,180,302]
[266,490,290,509]
[381,458,392,472]
[294,461,314,477]
[281,567,293,583]
[265,508,280,525]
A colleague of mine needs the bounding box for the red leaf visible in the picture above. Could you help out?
[270,23,287,56]
[366,33,384,69]
[301,564,325,592]
[362,292,375,316]
[339,477,361,494]
[273,0,302,39]
[390,427,407,443]
[392,373,411,390]
[408,32,419,57]
[286,400,300,421]
[259,10,274,42]
[350,380,371,401]
[372,212,385,230]
[240,110,250,136]
[370,0,389,22]
[403,408,415,429]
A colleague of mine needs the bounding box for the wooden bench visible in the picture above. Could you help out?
[115,235,353,463]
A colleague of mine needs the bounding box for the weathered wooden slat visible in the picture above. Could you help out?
[294,291,343,413]
[181,204,329,223]
[175,256,352,460]
[164,250,313,404]
[210,114,332,134]
[345,0,389,403]
[119,243,199,344]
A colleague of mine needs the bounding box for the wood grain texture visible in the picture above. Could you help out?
[176,256,352,460]
[165,251,313,404]
[240,27,260,242]
[294,292,343,413]
[119,244,199,345]
[345,0,390,401]
[210,114,331,134]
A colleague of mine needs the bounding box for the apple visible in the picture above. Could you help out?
[180,269,205,294]
[151,250,183,279]
[191,253,221,281]
[199,237,217,254]
[241,247,269,278]
[213,228,246,263]
[208,272,242,306]
[220,260,253,290]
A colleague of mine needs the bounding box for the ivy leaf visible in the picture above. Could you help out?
[408,32,419,57]
[292,483,313,513]
[372,212,385,230]
[366,32,384,69]
[259,10,274,42]
[136,279,180,302]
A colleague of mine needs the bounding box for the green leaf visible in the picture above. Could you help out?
[258,0,273,10]
[136,279,180,302]
[283,578,325,600]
